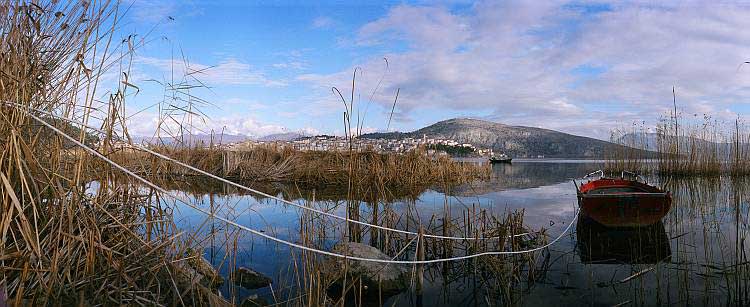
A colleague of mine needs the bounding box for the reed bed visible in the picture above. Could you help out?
[0,2,550,306]
[607,113,750,176]
[257,195,550,306]
[113,143,491,200]
[623,176,750,305]
[0,1,226,305]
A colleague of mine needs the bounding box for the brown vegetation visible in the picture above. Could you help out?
[113,144,491,200]
[0,2,225,305]
[607,112,750,176]
[0,2,544,306]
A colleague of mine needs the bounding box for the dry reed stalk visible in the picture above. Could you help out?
[269,198,548,306]
[609,111,750,176]
[111,144,490,200]
[0,2,227,305]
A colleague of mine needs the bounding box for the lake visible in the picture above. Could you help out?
[167,160,750,306]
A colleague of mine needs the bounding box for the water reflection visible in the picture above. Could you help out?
[576,217,671,264]
[443,160,601,196]
[158,160,750,306]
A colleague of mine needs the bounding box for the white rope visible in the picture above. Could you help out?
[17,109,578,264]
[5,102,536,242]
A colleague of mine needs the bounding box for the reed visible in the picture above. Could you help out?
[608,112,750,176]
[262,196,550,306]
[113,143,491,200]
[0,1,225,305]
[0,2,553,306]
[248,67,549,305]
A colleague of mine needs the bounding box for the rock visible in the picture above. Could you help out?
[240,294,268,307]
[197,285,232,307]
[0,280,6,307]
[176,252,223,290]
[324,242,408,296]
[232,267,272,290]
[171,253,232,306]
[190,256,224,289]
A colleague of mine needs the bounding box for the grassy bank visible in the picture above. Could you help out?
[112,144,491,199]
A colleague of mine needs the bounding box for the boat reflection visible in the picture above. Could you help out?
[576,217,671,264]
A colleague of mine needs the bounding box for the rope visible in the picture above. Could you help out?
[5,102,536,241]
[17,108,579,264]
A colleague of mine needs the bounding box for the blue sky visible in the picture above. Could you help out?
[113,1,750,140]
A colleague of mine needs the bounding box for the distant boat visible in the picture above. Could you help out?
[489,153,512,163]
[574,170,671,227]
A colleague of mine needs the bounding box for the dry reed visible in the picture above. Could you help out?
[112,143,491,201]
[0,1,225,305]
[608,111,750,176]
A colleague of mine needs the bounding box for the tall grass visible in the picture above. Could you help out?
[608,110,750,176]
[257,192,550,306]
[253,68,550,306]
[0,2,550,306]
[113,143,490,200]
[0,2,224,305]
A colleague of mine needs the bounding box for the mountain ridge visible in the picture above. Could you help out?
[362,118,650,158]
[258,132,306,141]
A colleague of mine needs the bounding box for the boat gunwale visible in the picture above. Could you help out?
[578,177,665,193]
[579,192,671,198]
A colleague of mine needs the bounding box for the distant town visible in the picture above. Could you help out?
[228,134,496,157]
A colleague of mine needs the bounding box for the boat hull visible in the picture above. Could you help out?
[489,158,512,164]
[578,193,671,227]
[577,178,671,227]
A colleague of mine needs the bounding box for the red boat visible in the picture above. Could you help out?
[575,171,672,227]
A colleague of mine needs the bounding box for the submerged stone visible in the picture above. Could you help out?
[177,252,224,290]
[240,294,269,307]
[324,242,409,296]
[232,267,272,289]
[190,256,224,288]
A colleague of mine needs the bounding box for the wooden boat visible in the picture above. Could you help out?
[574,170,671,227]
[489,154,512,164]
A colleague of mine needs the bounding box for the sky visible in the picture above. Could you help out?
[112,0,750,140]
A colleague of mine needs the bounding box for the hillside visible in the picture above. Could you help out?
[132,134,249,146]
[258,132,305,141]
[362,118,651,158]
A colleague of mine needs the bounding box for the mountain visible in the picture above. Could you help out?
[258,132,305,141]
[132,134,249,145]
[617,132,749,157]
[361,118,651,158]
[618,132,727,151]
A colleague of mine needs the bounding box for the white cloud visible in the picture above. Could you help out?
[222,98,270,111]
[129,0,203,24]
[298,1,750,139]
[272,49,311,71]
[272,61,307,70]
[358,5,470,50]
[214,117,287,137]
[130,0,177,24]
[312,16,334,29]
[137,56,286,87]
[298,127,321,136]
[125,111,287,138]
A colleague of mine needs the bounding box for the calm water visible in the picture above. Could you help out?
[169,160,750,306]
